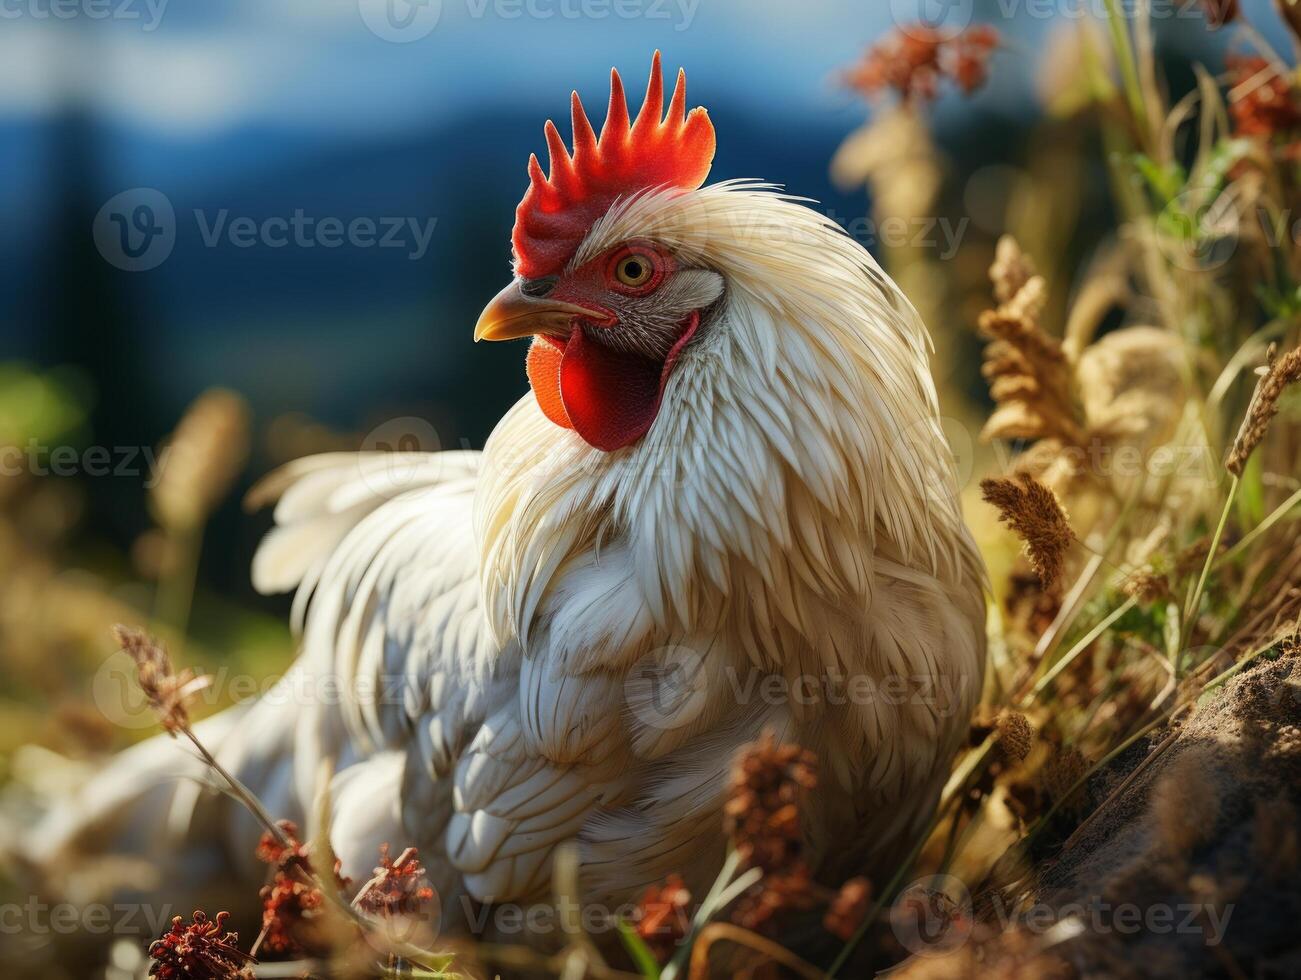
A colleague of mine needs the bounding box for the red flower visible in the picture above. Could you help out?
[843,24,1000,105]
[1226,55,1301,152]
[255,820,350,958]
[148,910,253,980]
[354,845,435,920]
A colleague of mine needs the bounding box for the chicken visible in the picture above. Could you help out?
[32,53,985,940]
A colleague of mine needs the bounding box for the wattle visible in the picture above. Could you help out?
[524,316,697,451]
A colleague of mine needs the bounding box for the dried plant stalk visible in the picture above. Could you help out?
[1226,344,1301,476]
[981,474,1077,592]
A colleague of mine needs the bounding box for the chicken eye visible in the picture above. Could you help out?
[614,254,655,288]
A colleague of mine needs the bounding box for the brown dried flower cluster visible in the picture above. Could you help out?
[842,24,999,105]
[724,733,820,933]
[725,733,817,873]
[1226,56,1301,152]
[148,910,253,980]
[979,238,1086,449]
[256,821,349,958]
[1226,344,1301,476]
[634,874,693,963]
[112,624,210,735]
[151,388,251,531]
[994,710,1035,765]
[980,475,1077,593]
[353,845,435,920]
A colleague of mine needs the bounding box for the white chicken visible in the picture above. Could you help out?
[35,53,985,943]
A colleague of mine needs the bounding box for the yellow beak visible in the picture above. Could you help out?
[473,280,602,342]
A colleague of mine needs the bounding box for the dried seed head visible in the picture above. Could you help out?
[1226,344,1301,476]
[1122,568,1171,604]
[255,821,351,959]
[148,909,253,980]
[354,845,435,921]
[994,710,1035,764]
[978,270,1086,449]
[724,732,818,874]
[151,388,251,531]
[990,235,1036,305]
[112,624,210,735]
[980,475,1076,593]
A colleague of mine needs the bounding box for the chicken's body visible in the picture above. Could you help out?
[33,57,985,942]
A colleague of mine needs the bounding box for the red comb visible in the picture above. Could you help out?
[512,52,716,278]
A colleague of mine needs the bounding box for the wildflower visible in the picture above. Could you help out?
[354,845,435,920]
[980,475,1076,593]
[724,733,818,874]
[112,625,210,735]
[151,388,251,531]
[634,874,692,963]
[255,821,347,958]
[1226,56,1301,148]
[255,820,311,869]
[148,910,253,980]
[842,24,999,106]
[823,876,871,941]
[994,710,1035,765]
[1226,344,1301,476]
[259,873,324,957]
